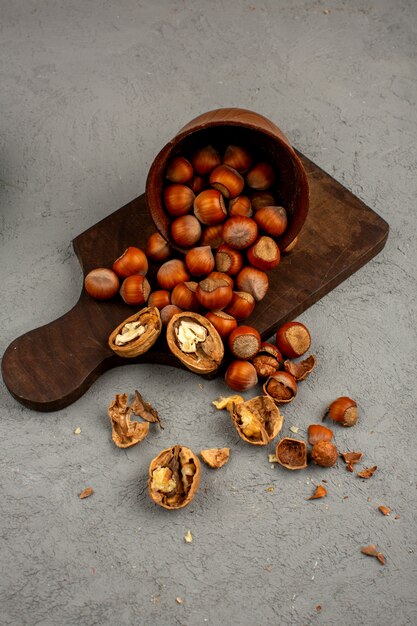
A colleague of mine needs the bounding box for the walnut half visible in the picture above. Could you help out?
[108,306,162,358]
[148,445,201,510]
[166,312,224,375]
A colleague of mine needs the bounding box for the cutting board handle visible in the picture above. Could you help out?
[2,296,116,411]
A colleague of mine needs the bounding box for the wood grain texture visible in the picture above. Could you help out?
[1,153,388,411]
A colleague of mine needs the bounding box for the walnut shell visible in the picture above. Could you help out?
[229,395,283,446]
[108,306,162,357]
[108,393,150,448]
[166,311,224,374]
[148,445,201,510]
[275,437,307,470]
[200,448,230,468]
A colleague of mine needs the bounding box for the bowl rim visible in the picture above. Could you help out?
[146,110,309,254]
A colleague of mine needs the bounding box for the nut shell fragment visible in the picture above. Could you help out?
[229,396,283,446]
[131,390,163,428]
[79,487,94,499]
[341,451,363,472]
[167,311,224,374]
[108,393,150,448]
[200,448,230,468]
[108,306,162,358]
[148,445,201,510]
[357,465,377,479]
[284,355,317,381]
[308,484,327,500]
[378,505,391,516]
[275,438,307,470]
[361,544,385,565]
[212,395,244,410]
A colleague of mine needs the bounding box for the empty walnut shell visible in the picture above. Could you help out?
[229,395,283,446]
[283,355,317,381]
[148,445,201,510]
[275,437,307,470]
[166,311,224,374]
[108,306,162,357]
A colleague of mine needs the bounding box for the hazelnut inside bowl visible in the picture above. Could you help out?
[146,108,309,254]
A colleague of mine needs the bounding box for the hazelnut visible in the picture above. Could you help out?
[311,441,338,467]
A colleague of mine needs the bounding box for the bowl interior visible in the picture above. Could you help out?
[146,124,308,253]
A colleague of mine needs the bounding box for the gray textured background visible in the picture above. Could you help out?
[1,1,417,625]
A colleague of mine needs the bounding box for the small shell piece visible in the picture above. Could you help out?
[357,465,377,479]
[148,445,201,510]
[166,311,224,375]
[108,393,150,448]
[212,395,244,410]
[200,448,230,468]
[275,438,307,470]
[229,395,283,446]
[131,390,163,428]
[341,451,363,472]
[284,355,317,381]
[108,307,162,358]
[308,484,327,500]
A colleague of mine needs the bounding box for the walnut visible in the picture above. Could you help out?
[166,312,224,375]
[200,448,230,468]
[229,396,283,446]
[108,306,162,357]
[108,393,149,448]
[148,445,201,510]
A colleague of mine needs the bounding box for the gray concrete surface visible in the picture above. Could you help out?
[1,1,416,624]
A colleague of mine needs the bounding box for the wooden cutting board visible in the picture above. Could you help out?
[1,153,389,411]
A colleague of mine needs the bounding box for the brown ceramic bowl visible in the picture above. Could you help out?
[146,108,309,253]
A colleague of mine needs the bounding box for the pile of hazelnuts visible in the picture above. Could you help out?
[83,142,301,390]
